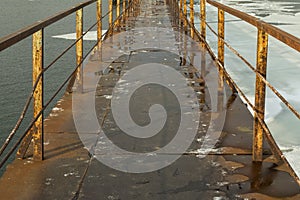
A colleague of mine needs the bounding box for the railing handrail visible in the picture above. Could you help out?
[0,0,135,167]
[183,0,300,184]
[0,0,96,52]
[179,0,300,184]
[206,0,300,52]
[203,0,300,122]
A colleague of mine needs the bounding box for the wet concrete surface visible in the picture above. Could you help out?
[0,0,299,199]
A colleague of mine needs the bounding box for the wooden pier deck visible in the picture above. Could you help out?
[0,0,299,199]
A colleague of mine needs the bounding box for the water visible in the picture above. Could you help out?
[0,0,300,176]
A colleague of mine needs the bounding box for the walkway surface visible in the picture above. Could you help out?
[0,0,299,199]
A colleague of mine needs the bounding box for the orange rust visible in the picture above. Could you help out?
[32,30,44,161]
[253,29,268,162]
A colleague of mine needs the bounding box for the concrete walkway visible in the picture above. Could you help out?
[0,0,299,199]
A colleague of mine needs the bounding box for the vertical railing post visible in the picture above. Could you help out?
[109,0,113,34]
[117,0,120,19]
[169,0,173,11]
[123,0,126,16]
[97,0,102,48]
[129,0,133,16]
[183,0,187,31]
[184,0,187,17]
[253,28,268,162]
[126,0,130,17]
[183,33,188,66]
[200,50,206,104]
[190,0,194,38]
[200,0,206,42]
[218,8,225,66]
[180,0,183,11]
[32,29,44,161]
[135,0,138,16]
[175,0,179,26]
[217,9,225,111]
[76,8,83,93]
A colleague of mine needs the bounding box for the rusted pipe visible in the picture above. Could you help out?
[190,0,194,38]
[32,29,44,161]
[253,28,268,162]
[200,0,206,40]
[76,9,83,93]
[218,8,225,66]
[97,0,102,47]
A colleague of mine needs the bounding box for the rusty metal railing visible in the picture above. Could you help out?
[178,0,300,183]
[1,0,299,185]
[0,0,136,168]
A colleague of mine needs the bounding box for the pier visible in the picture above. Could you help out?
[0,0,299,199]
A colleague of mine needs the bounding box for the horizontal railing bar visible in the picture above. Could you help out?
[179,5,252,107]
[0,37,99,168]
[196,19,284,163]
[207,0,300,52]
[0,0,96,51]
[256,114,300,185]
[0,7,113,158]
[103,0,134,40]
[43,9,111,73]
[0,0,131,162]
[203,24,257,110]
[194,0,299,180]
[205,17,300,120]
[181,0,300,183]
